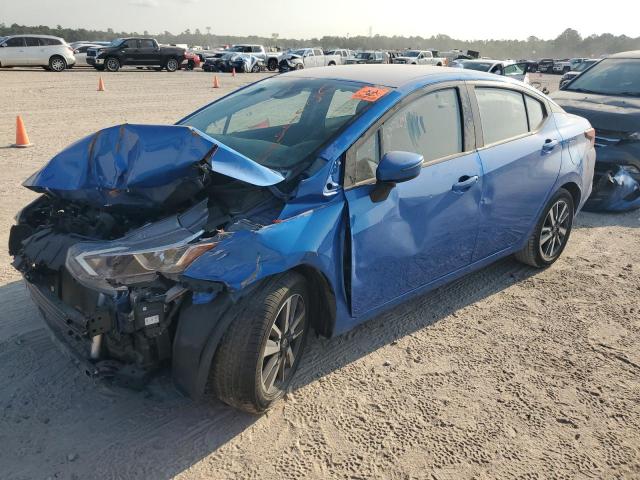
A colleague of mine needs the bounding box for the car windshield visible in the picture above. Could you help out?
[0,37,6,44]
[292,49,307,56]
[565,58,640,96]
[227,46,246,52]
[180,77,385,171]
[110,38,125,47]
[355,52,373,59]
[403,51,420,57]
[461,62,493,72]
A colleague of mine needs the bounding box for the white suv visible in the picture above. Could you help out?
[0,35,76,72]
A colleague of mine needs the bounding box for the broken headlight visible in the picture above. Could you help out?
[66,233,216,291]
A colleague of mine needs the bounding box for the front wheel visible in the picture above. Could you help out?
[165,57,179,72]
[49,56,67,72]
[211,272,310,413]
[515,188,574,268]
[105,57,120,72]
[251,63,260,73]
[267,58,278,71]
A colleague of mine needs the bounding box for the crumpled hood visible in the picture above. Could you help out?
[24,124,284,209]
[551,90,640,132]
[282,53,302,62]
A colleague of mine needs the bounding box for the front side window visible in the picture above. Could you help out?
[476,88,529,144]
[181,77,382,171]
[140,39,155,48]
[123,39,138,49]
[382,88,463,162]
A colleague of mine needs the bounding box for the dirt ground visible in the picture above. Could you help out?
[0,68,638,480]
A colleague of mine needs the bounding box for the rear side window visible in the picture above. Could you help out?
[25,37,40,47]
[382,88,463,162]
[6,37,25,47]
[476,88,528,144]
[140,39,155,48]
[525,96,546,130]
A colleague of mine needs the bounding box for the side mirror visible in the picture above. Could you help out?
[376,151,423,184]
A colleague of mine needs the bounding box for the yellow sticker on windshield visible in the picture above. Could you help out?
[352,86,390,102]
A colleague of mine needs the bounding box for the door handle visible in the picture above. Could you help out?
[542,138,559,153]
[452,175,479,193]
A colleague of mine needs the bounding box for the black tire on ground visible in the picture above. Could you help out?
[165,57,179,72]
[48,55,67,72]
[515,188,574,268]
[105,57,120,72]
[267,58,278,71]
[187,60,195,70]
[211,272,311,414]
[295,64,304,70]
[251,63,260,73]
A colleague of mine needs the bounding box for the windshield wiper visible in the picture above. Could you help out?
[566,88,601,95]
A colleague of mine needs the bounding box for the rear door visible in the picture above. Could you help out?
[137,39,158,65]
[23,37,41,65]
[344,84,483,316]
[1,37,27,66]
[469,84,562,260]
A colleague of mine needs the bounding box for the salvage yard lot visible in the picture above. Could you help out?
[0,68,639,479]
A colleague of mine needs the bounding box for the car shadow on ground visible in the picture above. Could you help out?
[0,253,539,479]
[573,209,640,229]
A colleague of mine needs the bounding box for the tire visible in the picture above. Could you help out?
[328,61,336,66]
[187,60,195,70]
[295,64,304,70]
[49,56,67,72]
[211,272,310,413]
[251,63,260,73]
[105,57,120,72]
[515,188,574,268]
[267,58,278,71]
[165,57,179,72]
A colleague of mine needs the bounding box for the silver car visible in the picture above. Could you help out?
[0,34,75,72]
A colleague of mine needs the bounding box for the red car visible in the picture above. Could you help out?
[182,51,201,70]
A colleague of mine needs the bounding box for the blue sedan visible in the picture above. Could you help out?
[10,65,596,413]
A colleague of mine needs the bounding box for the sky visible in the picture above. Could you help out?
[1,0,639,40]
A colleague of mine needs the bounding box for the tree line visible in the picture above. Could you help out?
[2,23,639,59]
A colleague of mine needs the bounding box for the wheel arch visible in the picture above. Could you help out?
[559,181,581,213]
[292,264,337,338]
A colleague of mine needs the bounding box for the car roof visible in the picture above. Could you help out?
[7,34,63,40]
[283,64,513,88]
[608,50,640,59]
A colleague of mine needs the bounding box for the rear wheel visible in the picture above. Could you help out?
[49,56,67,72]
[515,188,574,268]
[211,272,310,413]
[267,58,278,71]
[105,57,120,72]
[165,57,179,72]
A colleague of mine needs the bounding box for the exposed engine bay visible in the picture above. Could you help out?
[9,124,286,387]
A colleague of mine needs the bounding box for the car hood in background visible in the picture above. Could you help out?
[23,124,284,209]
[551,90,640,132]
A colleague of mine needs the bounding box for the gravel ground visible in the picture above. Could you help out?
[0,68,638,480]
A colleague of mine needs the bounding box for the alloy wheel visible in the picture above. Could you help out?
[166,59,178,71]
[51,58,66,72]
[106,58,119,71]
[260,294,306,395]
[539,199,571,261]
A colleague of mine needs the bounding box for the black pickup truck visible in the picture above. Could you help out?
[87,38,185,72]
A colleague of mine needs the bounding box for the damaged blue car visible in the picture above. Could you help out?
[10,65,595,413]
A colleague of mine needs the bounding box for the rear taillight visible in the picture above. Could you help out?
[584,128,596,147]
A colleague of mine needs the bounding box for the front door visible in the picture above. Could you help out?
[470,85,562,260]
[1,37,27,66]
[344,86,483,316]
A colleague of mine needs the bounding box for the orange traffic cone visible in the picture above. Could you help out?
[13,116,32,148]
[97,77,105,91]
[231,68,236,77]
[212,75,220,88]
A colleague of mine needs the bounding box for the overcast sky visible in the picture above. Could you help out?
[1,0,638,40]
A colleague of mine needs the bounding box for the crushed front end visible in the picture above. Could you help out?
[8,123,285,389]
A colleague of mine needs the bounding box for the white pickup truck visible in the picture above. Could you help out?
[278,48,341,72]
[393,50,447,66]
